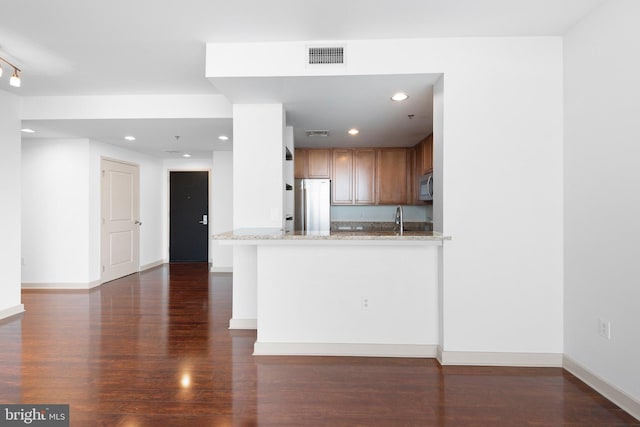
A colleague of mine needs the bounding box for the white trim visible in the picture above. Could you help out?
[253,342,438,358]
[436,345,444,364]
[229,318,257,330]
[140,260,165,271]
[22,281,101,290]
[438,350,563,367]
[211,266,232,273]
[564,355,640,421]
[0,304,25,320]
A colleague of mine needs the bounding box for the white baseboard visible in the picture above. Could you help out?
[140,259,165,271]
[437,347,563,367]
[22,280,101,290]
[229,318,257,330]
[22,261,166,290]
[254,342,438,358]
[0,304,25,320]
[211,266,232,273]
[564,355,640,421]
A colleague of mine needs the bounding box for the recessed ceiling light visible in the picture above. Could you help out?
[21,128,35,133]
[218,135,229,141]
[124,136,136,141]
[391,92,409,102]
[348,128,359,136]
[183,153,191,158]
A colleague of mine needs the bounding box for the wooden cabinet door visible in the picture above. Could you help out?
[307,149,331,178]
[407,147,417,204]
[294,149,308,178]
[354,149,376,205]
[376,148,408,205]
[332,149,353,205]
[415,141,424,177]
[422,134,433,173]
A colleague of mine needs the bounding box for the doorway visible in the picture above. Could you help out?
[101,158,140,283]
[169,171,209,262]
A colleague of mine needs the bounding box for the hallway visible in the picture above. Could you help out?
[0,264,636,426]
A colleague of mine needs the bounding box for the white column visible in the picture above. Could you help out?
[230,104,285,329]
[0,90,24,319]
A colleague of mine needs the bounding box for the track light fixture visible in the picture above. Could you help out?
[0,56,21,88]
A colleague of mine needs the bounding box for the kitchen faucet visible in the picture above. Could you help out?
[394,205,404,235]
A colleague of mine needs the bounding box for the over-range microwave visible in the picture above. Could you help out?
[419,173,433,201]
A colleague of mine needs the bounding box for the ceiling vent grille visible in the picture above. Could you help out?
[308,46,344,65]
[305,130,330,137]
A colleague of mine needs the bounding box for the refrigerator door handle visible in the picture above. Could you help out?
[302,187,308,231]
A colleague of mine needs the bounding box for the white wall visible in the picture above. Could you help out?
[0,90,23,317]
[22,139,91,283]
[211,151,233,271]
[564,0,640,406]
[208,37,565,356]
[21,138,164,285]
[257,244,438,349]
[437,39,564,356]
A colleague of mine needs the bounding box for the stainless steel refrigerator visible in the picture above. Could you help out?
[294,179,331,232]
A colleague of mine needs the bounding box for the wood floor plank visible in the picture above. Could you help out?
[0,263,637,426]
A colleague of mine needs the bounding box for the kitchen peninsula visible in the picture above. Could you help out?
[214,228,450,358]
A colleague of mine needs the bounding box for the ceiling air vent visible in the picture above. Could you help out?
[305,130,330,137]
[307,46,345,65]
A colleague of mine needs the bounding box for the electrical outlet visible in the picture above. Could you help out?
[361,297,369,310]
[598,318,611,340]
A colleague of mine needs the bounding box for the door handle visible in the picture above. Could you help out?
[135,220,142,226]
[199,214,208,225]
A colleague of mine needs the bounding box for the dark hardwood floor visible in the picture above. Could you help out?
[0,263,637,426]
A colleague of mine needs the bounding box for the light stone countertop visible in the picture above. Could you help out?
[213,228,450,242]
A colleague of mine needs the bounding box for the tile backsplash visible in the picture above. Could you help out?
[331,204,432,222]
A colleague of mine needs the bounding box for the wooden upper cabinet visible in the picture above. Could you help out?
[331,149,353,205]
[294,148,308,179]
[354,149,376,205]
[376,148,408,205]
[307,149,331,178]
[295,148,331,178]
[412,133,433,175]
[422,134,433,173]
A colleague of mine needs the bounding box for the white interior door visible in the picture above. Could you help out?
[101,158,140,283]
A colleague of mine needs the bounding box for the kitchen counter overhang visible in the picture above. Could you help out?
[213,228,451,245]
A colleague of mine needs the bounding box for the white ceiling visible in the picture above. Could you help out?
[212,74,440,148]
[20,118,234,157]
[1,0,606,155]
